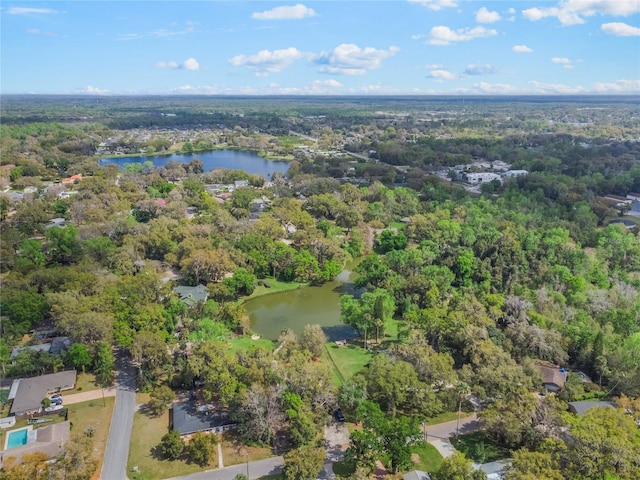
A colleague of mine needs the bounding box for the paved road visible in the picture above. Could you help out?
[101,349,137,480]
[166,456,284,480]
[425,413,479,441]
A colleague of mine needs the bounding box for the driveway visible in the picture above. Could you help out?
[319,422,350,480]
[100,349,137,480]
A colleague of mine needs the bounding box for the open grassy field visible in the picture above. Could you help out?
[325,342,373,386]
[243,278,306,301]
[227,336,276,354]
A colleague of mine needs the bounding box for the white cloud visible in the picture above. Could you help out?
[476,7,502,23]
[528,81,587,94]
[601,22,640,36]
[7,7,57,15]
[425,64,444,70]
[425,25,497,45]
[591,79,640,93]
[252,4,316,20]
[508,8,516,14]
[512,44,533,53]
[229,47,303,75]
[551,57,572,64]
[473,82,524,94]
[314,44,399,75]
[81,85,108,95]
[522,0,640,26]
[182,58,200,70]
[464,64,496,75]
[155,58,200,70]
[26,28,57,37]
[426,68,459,80]
[408,0,458,11]
[119,24,194,41]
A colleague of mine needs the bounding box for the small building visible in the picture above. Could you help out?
[462,172,501,185]
[9,371,77,416]
[44,218,67,230]
[626,192,640,202]
[502,170,528,179]
[538,363,566,393]
[234,180,249,188]
[603,194,632,206]
[0,421,70,469]
[403,471,431,480]
[61,174,82,185]
[568,400,616,416]
[10,343,52,359]
[171,401,237,438]
[173,285,209,308]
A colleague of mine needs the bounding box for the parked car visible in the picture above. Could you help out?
[49,394,63,404]
[334,408,345,423]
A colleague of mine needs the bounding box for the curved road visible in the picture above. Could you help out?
[101,349,137,480]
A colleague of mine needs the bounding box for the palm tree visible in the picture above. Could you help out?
[455,381,471,439]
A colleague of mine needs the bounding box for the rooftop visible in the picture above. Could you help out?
[173,285,209,307]
[172,401,235,436]
[568,400,617,416]
[10,371,77,416]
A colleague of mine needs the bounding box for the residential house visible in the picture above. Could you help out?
[61,174,82,185]
[0,421,70,469]
[568,400,616,416]
[626,192,640,202]
[44,218,67,230]
[234,180,249,188]
[502,170,528,179]
[171,401,237,438]
[538,363,566,393]
[403,471,431,480]
[9,371,77,416]
[462,172,501,185]
[173,285,209,308]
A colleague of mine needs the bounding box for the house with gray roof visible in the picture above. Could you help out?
[10,371,77,416]
[568,400,617,416]
[173,285,209,307]
[171,401,236,437]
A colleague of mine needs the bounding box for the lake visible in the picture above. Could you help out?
[99,149,290,178]
[244,266,362,341]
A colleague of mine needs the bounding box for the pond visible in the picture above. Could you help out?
[245,265,362,341]
[99,149,290,177]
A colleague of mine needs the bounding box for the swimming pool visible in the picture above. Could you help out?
[5,426,30,450]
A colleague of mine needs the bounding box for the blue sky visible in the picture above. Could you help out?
[1,1,639,95]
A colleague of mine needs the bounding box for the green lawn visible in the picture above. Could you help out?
[128,409,273,480]
[451,431,510,464]
[243,279,306,301]
[227,336,276,354]
[388,221,407,230]
[325,342,373,386]
[67,397,116,479]
[423,411,468,426]
[410,442,443,472]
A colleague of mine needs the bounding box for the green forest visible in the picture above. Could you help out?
[1,95,639,480]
